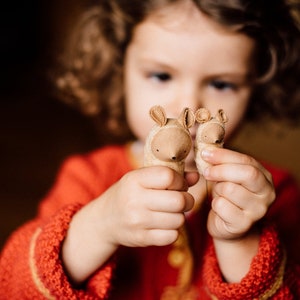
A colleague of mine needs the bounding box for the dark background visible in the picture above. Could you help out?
[0,1,101,247]
[1,1,300,249]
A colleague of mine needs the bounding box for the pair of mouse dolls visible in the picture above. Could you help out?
[144,105,228,176]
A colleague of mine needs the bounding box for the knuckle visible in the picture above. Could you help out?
[245,166,260,182]
[268,189,276,204]
[127,210,143,228]
[261,185,276,206]
[159,167,176,183]
[212,196,225,211]
[240,153,256,166]
[256,203,268,219]
[120,171,136,187]
[217,182,235,197]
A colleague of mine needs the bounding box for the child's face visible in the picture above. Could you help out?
[124,1,256,168]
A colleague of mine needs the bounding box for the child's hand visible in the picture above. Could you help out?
[100,166,196,248]
[200,147,276,282]
[63,166,197,284]
[201,147,275,241]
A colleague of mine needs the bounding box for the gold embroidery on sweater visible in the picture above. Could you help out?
[161,226,198,300]
[161,179,210,300]
[29,228,55,300]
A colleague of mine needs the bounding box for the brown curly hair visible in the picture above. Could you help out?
[55,0,300,141]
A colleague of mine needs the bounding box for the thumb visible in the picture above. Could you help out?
[184,171,200,187]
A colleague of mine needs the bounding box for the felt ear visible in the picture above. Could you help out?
[215,109,228,124]
[178,108,195,129]
[195,108,211,123]
[149,105,167,126]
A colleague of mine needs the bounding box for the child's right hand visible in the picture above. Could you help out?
[100,166,196,248]
[62,166,197,284]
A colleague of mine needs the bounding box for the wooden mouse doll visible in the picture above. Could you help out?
[144,105,195,175]
[194,108,228,174]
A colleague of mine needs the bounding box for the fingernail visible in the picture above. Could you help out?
[203,167,210,177]
[201,148,213,159]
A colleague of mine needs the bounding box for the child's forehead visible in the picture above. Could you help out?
[140,0,238,35]
[131,3,255,53]
[126,0,257,79]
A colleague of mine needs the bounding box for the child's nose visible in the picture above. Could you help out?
[176,84,201,112]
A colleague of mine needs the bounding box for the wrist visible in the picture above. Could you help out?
[212,227,260,283]
[62,200,118,284]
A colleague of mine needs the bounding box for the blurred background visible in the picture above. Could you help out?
[1,1,300,248]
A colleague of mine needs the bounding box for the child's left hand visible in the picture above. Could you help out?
[200,147,276,282]
[201,147,276,241]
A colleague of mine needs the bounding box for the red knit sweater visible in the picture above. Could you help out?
[1,145,300,299]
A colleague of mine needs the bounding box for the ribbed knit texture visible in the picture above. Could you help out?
[203,225,288,299]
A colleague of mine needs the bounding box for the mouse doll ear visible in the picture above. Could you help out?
[195,108,211,123]
[215,109,228,124]
[149,105,167,127]
[178,108,195,129]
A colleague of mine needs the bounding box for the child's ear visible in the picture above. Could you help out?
[149,105,167,126]
[195,108,211,123]
[215,109,228,123]
[178,108,195,129]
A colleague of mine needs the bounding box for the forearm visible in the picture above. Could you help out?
[0,203,114,299]
[213,228,260,283]
[62,200,118,285]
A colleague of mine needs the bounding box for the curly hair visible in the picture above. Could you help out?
[55,0,300,141]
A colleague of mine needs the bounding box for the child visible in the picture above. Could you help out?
[1,0,300,298]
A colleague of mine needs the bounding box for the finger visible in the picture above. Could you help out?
[210,197,252,236]
[145,212,185,230]
[213,181,270,217]
[207,209,248,240]
[184,171,200,187]
[202,147,271,180]
[138,166,189,191]
[205,164,272,194]
[145,190,195,213]
[211,196,244,224]
[144,229,179,246]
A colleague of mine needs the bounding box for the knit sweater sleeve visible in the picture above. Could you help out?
[203,224,300,299]
[202,165,300,299]
[0,147,130,299]
[0,204,114,299]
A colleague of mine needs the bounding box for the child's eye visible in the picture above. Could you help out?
[150,72,171,82]
[210,80,236,91]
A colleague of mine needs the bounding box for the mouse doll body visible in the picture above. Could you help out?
[144,105,195,175]
[194,108,228,175]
